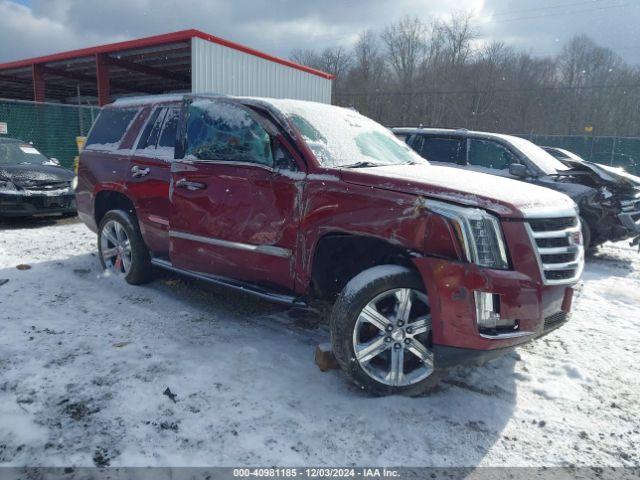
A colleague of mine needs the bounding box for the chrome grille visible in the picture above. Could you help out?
[21,181,70,191]
[526,214,584,285]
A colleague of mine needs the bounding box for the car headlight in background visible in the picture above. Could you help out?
[71,176,78,191]
[0,180,18,194]
[427,200,509,269]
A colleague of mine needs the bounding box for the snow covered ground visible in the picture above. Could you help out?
[0,218,638,467]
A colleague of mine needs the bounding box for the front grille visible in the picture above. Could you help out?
[544,311,568,331]
[527,217,577,231]
[620,195,640,214]
[536,237,570,248]
[526,215,584,285]
[541,253,576,264]
[22,181,70,191]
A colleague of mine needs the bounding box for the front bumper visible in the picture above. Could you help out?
[412,256,574,358]
[0,192,76,217]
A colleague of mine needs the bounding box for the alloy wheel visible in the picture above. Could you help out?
[100,219,132,275]
[352,288,434,387]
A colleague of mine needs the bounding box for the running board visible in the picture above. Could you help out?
[151,258,307,307]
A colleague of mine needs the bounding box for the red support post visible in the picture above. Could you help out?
[95,53,110,106]
[32,63,45,102]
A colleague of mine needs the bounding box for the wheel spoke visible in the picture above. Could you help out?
[103,227,118,246]
[359,305,392,331]
[115,223,126,243]
[121,252,132,272]
[101,247,118,261]
[387,347,404,386]
[355,336,390,363]
[406,339,434,364]
[396,289,413,322]
[409,316,431,335]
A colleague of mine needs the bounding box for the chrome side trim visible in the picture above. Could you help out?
[169,230,292,258]
[150,258,305,306]
[479,330,535,340]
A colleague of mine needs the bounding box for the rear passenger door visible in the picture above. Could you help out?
[168,99,303,291]
[412,135,464,167]
[126,104,180,256]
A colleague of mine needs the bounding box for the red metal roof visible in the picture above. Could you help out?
[0,29,335,80]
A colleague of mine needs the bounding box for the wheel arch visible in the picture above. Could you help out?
[308,232,421,301]
[94,189,137,228]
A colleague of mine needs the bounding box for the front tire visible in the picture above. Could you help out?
[580,216,593,253]
[98,209,154,285]
[330,265,441,396]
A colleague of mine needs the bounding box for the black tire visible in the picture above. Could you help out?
[98,209,154,285]
[330,265,442,396]
[580,216,592,253]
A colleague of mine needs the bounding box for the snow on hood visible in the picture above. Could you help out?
[342,164,577,218]
[0,164,73,186]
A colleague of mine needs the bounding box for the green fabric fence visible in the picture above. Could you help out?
[521,133,640,176]
[0,98,101,170]
[2,98,640,177]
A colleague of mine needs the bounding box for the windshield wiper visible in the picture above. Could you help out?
[341,161,385,169]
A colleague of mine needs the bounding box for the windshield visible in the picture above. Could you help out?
[507,136,570,174]
[264,99,427,168]
[0,143,50,166]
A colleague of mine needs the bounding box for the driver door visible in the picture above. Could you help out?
[169,99,304,291]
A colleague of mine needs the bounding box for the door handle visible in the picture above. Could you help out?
[175,178,206,190]
[131,165,150,177]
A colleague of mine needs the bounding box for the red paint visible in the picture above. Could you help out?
[77,96,578,362]
[95,53,110,107]
[32,64,45,102]
[0,29,334,80]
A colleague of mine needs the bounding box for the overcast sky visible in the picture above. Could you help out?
[0,0,639,66]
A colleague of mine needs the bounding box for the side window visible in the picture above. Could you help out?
[86,108,138,150]
[158,108,179,149]
[186,101,273,167]
[468,139,519,170]
[417,136,462,164]
[137,108,166,150]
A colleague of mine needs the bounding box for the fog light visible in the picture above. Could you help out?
[475,291,500,330]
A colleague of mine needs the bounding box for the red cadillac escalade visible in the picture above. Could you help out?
[76,94,583,395]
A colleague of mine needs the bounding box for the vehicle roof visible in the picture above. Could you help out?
[0,137,24,144]
[391,127,521,143]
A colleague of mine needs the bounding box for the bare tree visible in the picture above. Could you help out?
[381,16,428,90]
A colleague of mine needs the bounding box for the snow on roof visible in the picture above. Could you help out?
[111,94,186,107]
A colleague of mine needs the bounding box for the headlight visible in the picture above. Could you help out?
[0,180,18,193]
[71,176,78,191]
[427,200,509,269]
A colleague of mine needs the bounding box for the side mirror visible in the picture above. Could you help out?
[509,163,528,178]
[50,157,60,165]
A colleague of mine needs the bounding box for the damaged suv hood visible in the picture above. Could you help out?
[0,164,73,187]
[560,158,640,190]
[341,164,576,218]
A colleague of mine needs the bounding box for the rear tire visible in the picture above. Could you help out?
[98,209,154,285]
[330,265,442,396]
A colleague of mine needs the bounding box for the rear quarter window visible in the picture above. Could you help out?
[86,108,139,151]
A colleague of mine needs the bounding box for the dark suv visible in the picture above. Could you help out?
[77,95,582,395]
[393,128,640,250]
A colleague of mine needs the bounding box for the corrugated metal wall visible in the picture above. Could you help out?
[191,37,332,103]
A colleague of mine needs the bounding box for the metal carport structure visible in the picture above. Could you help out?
[0,29,333,106]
